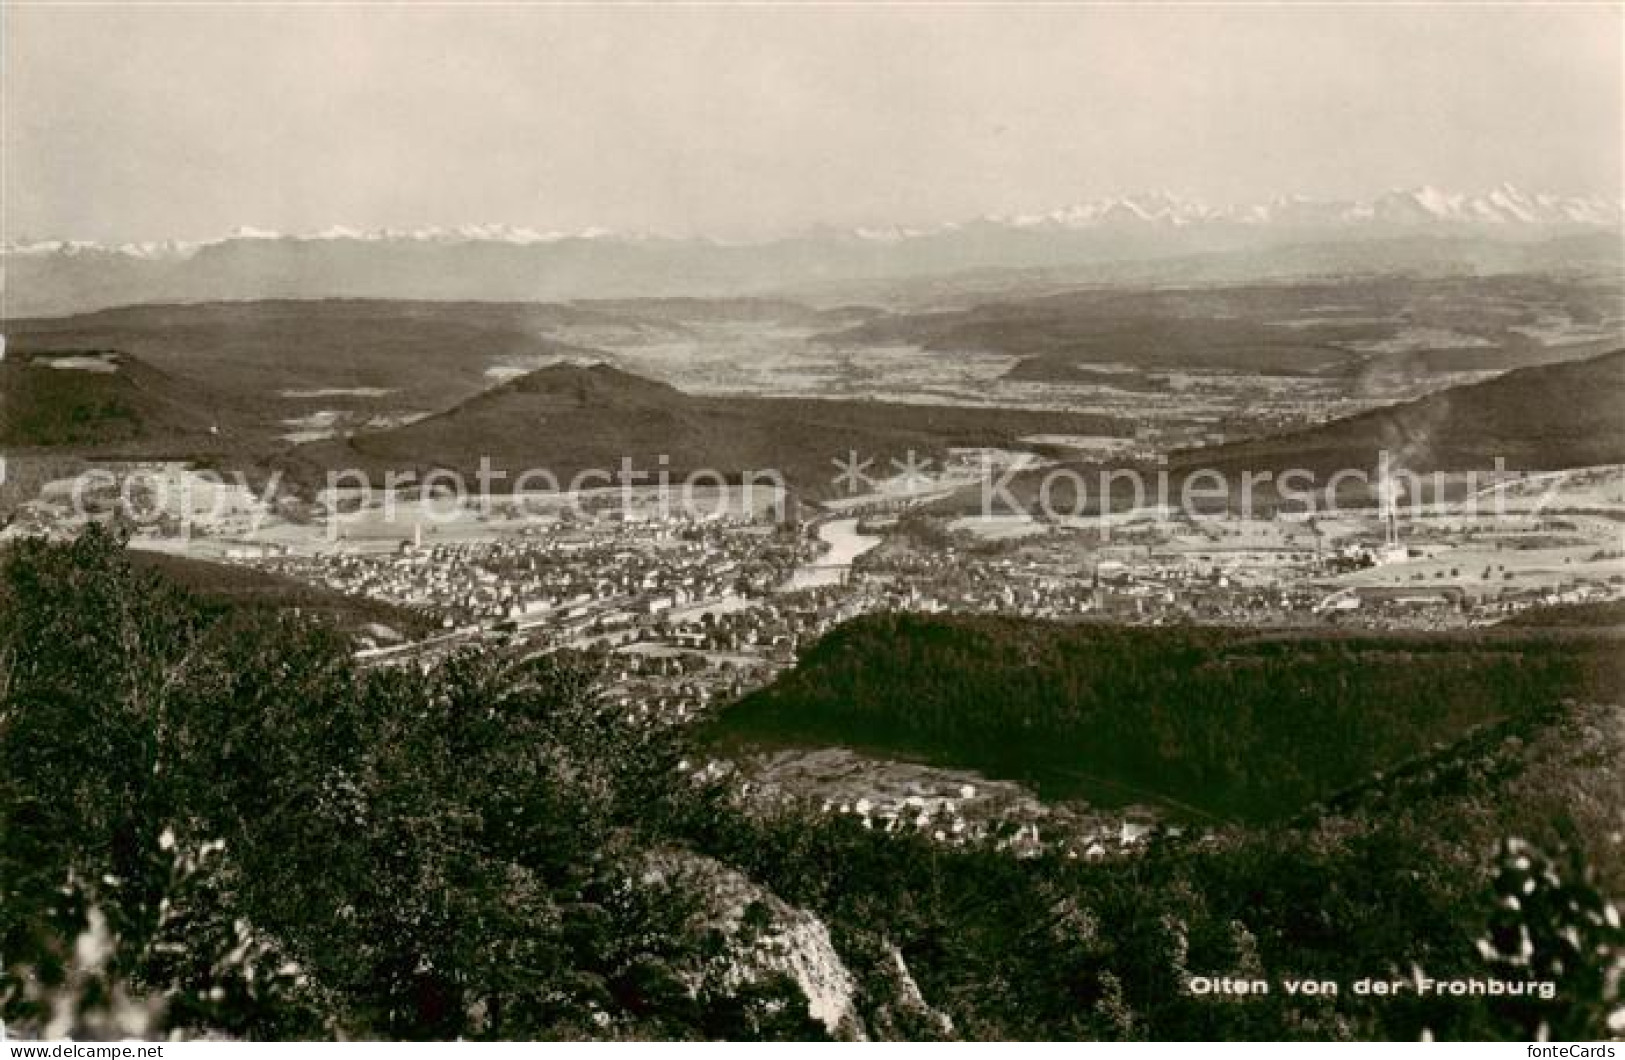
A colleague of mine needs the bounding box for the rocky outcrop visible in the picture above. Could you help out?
[643,850,864,1040]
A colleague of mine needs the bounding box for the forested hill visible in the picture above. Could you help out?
[0,349,233,451]
[1171,347,1625,477]
[708,613,1625,822]
[287,362,1128,496]
[126,549,440,640]
[3,532,1622,1041]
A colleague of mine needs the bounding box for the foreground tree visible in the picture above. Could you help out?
[0,527,820,1039]
[3,528,1619,1041]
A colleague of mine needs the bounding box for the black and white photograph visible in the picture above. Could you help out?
[0,0,1621,1045]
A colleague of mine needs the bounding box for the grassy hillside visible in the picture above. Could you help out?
[707,613,1624,822]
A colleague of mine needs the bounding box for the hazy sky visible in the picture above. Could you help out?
[3,3,1621,243]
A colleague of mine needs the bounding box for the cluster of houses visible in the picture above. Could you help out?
[262,519,810,628]
[738,759,1170,861]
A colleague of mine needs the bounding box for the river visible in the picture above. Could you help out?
[780,517,883,592]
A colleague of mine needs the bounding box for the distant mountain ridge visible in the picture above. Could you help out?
[6,186,1621,317]
[9,185,1619,259]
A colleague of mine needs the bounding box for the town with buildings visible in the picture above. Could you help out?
[43,457,1596,853]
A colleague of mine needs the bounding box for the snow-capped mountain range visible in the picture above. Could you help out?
[5,186,1619,260]
[1002,185,1624,230]
[1,223,592,259]
[3,187,1620,318]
